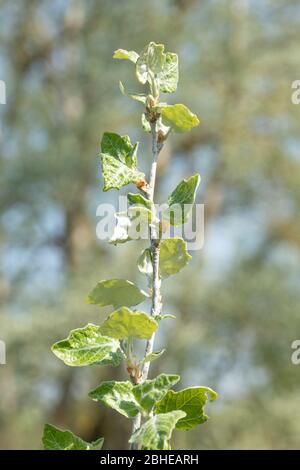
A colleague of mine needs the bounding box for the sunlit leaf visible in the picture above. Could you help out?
[42,424,104,450]
[161,104,199,132]
[164,174,200,225]
[129,411,186,450]
[139,349,165,365]
[86,279,148,309]
[119,81,147,104]
[52,324,123,367]
[127,193,152,210]
[113,49,139,63]
[109,206,153,244]
[159,52,178,93]
[136,42,166,85]
[133,374,180,414]
[100,133,145,191]
[89,381,140,418]
[100,307,158,340]
[159,238,192,278]
[155,386,218,430]
[137,248,153,282]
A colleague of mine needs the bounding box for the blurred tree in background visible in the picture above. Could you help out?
[0,0,300,449]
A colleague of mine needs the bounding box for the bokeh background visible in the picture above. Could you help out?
[1,0,300,450]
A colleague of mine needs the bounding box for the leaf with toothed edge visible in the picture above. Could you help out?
[51,324,123,367]
[129,411,186,450]
[42,424,104,450]
[155,387,218,430]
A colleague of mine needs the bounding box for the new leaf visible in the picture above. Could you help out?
[52,324,123,367]
[42,424,104,450]
[155,387,218,430]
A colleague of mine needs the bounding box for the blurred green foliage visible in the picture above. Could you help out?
[1,0,300,449]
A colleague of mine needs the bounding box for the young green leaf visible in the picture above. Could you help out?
[86,279,148,309]
[119,81,147,104]
[101,132,137,164]
[161,104,199,132]
[132,374,180,414]
[109,206,153,244]
[101,154,145,191]
[159,52,178,93]
[139,349,165,366]
[165,174,200,225]
[129,411,186,450]
[89,381,141,419]
[100,132,145,191]
[159,238,192,278]
[136,42,166,85]
[137,248,153,282]
[154,314,176,322]
[52,324,123,367]
[155,387,218,430]
[113,49,139,63]
[127,193,152,210]
[42,424,104,450]
[100,307,158,340]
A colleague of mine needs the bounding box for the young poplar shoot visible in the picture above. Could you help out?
[42,42,218,451]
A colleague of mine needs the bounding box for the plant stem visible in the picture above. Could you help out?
[129,120,165,449]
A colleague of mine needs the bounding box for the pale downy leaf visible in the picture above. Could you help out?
[129,411,186,450]
[109,206,153,244]
[155,387,218,430]
[86,279,148,308]
[119,81,147,104]
[132,374,180,414]
[139,349,166,365]
[89,381,140,418]
[42,424,104,450]
[51,324,123,367]
[159,238,192,278]
[100,307,158,340]
[113,49,139,63]
[100,132,145,191]
[161,104,199,132]
[164,174,200,225]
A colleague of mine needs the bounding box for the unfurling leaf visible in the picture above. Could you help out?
[127,193,152,210]
[155,314,176,322]
[119,81,147,104]
[113,49,139,63]
[42,424,104,450]
[129,411,186,450]
[135,42,178,94]
[89,381,141,419]
[159,52,178,93]
[132,374,180,414]
[164,174,200,225]
[86,279,148,309]
[159,238,192,278]
[100,307,158,340]
[155,387,218,430]
[161,104,199,132]
[52,324,123,367]
[137,248,153,282]
[139,349,166,365]
[109,206,153,244]
[100,132,145,191]
[136,42,166,85]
